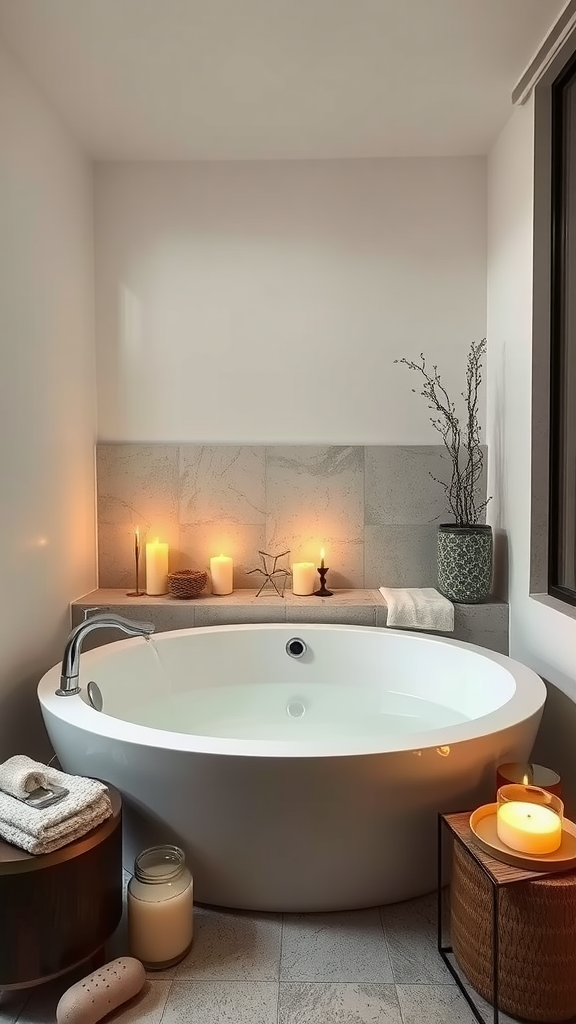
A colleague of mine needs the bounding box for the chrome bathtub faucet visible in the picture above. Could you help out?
[57,612,156,696]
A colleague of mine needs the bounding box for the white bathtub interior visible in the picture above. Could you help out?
[76,625,517,750]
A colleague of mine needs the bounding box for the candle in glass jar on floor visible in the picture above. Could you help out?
[292,562,316,596]
[128,845,193,969]
[145,538,169,595]
[210,554,233,595]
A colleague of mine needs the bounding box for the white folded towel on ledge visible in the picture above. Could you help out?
[0,757,112,855]
[379,587,454,632]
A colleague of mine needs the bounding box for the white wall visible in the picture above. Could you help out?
[0,39,97,756]
[487,99,576,689]
[95,159,487,443]
[487,99,576,802]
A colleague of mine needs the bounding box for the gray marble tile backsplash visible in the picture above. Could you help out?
[96,444,487,590]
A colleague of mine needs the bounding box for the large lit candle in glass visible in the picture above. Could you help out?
[146,538,169,595]
[210,554,233,595]
[496,762,562,797]
[496,784,563,855]
[292,562,316,596]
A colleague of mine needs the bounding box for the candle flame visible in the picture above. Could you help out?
[522,773,530,786]
[320,548,325,560]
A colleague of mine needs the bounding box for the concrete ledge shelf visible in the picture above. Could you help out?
[72,589,509,655]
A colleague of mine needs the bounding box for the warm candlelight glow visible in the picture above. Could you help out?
[210,554,233,595]
[496,762,561,796]
[320,548,325,569]
[497,801,562,854]
[145,537,169,595]
[496,785,564,855]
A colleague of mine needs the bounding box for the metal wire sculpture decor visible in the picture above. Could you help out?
[247,550,291,597]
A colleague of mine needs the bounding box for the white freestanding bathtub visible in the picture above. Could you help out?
[38,623,546,911]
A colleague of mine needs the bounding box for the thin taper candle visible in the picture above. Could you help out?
[320,548,325,570]
[127,526,143,596]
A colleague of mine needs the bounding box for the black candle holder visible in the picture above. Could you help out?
[314,566,333,597]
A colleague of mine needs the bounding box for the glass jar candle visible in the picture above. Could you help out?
[496,761,562,797]
[496,784,564,855]
[128,845,193,969]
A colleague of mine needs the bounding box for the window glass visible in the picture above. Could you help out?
[550,59,576,601]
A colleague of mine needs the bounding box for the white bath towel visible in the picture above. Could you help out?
[0,758,112,855]
[379,587,454,632]
[0,754,49,800]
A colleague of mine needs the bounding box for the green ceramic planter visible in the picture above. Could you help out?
[437,524,492,603]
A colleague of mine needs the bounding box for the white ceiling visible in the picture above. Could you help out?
[0,0,565,160]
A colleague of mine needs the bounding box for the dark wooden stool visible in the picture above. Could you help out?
[0,786,122,990]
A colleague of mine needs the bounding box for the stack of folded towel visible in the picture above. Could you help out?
[0,755,112,855]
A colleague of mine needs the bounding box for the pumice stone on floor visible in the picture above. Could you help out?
[56,957,145,1024]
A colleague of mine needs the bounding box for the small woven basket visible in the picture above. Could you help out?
[451,840,576,1022]
[167,569,208,600]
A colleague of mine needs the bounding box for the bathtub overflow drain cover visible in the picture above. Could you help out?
[286,637,307,658]
[87,680,103,712]
[287,700,306,718]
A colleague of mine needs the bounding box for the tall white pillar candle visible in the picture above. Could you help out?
[145,538,169,595]
[210,554,233,595]
[292,562,317,596]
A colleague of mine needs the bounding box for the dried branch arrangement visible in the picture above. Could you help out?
[395,338,491,526]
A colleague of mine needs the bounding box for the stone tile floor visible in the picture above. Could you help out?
[0,892,512,1024]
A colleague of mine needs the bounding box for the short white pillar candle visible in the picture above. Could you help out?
[292,562,316,596]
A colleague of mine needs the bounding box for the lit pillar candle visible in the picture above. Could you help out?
[210,554,233,595]
[292,562,316,596]
[145,538,169,595]
[496,800,562,854]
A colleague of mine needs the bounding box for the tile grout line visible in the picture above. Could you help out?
[277,912,284,1020]
[378,904,391,964]
[379,904,401,991]
[395,983,407,1024]
[157,975,176,1024]
[13,992,30,1024]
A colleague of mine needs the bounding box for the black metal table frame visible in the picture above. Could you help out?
[437,812,504,1024]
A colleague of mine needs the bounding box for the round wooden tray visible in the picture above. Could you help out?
[470,802,576,872]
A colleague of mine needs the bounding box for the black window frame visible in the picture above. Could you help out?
[549,48,576,606]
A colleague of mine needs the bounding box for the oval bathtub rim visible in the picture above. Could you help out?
[37,622,547,760]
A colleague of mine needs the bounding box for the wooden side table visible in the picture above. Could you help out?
[0,786,122,990]
[438,811,576,1024]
